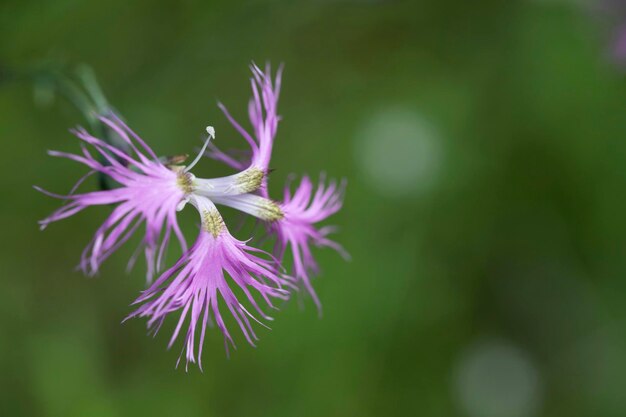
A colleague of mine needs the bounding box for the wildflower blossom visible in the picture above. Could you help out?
[205,64,347,311]
[211,176,348,311]
[205,63,282,197]
[127,195,291,370]
[37,114,189,282]
[38,63,346,368]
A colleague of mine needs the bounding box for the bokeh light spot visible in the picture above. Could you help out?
[453,339,542,417]
[355,107,442,198]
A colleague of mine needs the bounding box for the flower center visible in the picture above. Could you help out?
[176,169,194,195]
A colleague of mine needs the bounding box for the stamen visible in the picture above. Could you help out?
[235,167,265,193]
[185,126,215,173]
[258,199,284,221]
[202,209,224,237]
[176,171,194,194]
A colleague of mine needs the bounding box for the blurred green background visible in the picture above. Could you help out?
[2,0,626,416]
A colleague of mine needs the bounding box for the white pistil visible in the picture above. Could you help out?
[185,126,215,173]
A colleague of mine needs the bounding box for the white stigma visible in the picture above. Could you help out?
[185,126,215,173]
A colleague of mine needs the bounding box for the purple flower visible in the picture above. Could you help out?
[210,175,348,312]
[38,63,347,368]
[206,63,282,197]
[273,176,348,310]
[204,64,348,311]
[127,196,291,370]
[37,114,188,281]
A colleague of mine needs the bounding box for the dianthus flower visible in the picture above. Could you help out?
[207,64,348,312]
[37,114,189,282]
[38,64,346,368]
